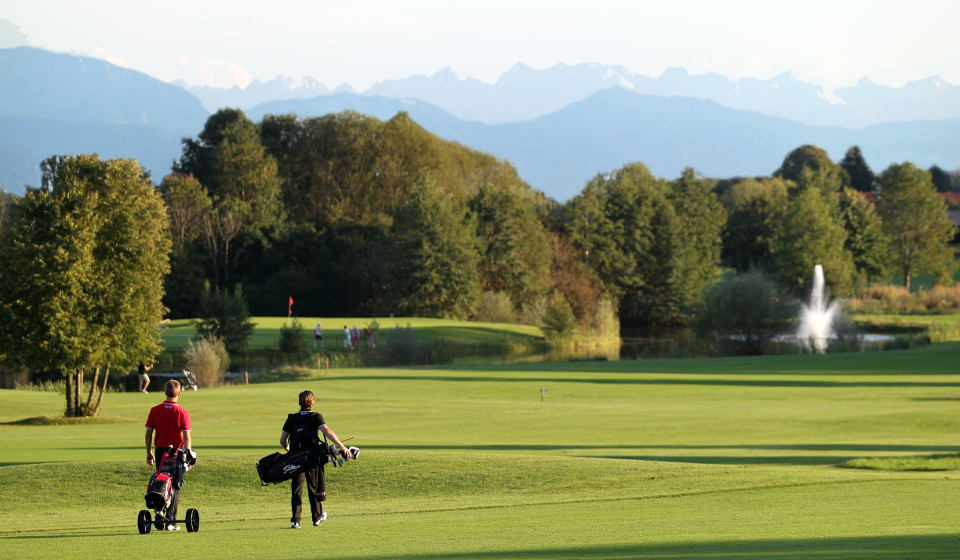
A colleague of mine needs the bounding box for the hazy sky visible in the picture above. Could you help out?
[3,0,959,91]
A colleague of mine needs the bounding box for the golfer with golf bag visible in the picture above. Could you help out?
[280,390,354,528]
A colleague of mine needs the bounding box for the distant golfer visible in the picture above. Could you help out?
[280,390,352,529]
[314,322,323,348]
[144,380,192,530]
[138,361,153,393]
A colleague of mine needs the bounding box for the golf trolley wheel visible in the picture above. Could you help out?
[137,510,152,534]
[185,508,200,532]
[154,512,165,531]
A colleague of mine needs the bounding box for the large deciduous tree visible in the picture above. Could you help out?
[0,155,170,416]
[770,183,856,296]
[720,177,791,272]
[775,144,848,194]
[159,174,211,318]
[566,163,723,325]
[175,109,284,286]
[837,188,890,287]
[877,163,956,289]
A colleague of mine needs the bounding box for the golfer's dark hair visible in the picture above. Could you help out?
[299,390,314,410]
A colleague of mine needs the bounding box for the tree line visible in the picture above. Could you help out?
[156,109,955,326]
[0,108,956,415]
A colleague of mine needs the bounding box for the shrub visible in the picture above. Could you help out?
[278,318,307,353]
[589,298,619,339]
[918,285,960,312]
[184,335,229,388]
[519,295,548,326]
[474,291,516,323]
[846,283,960,314]
[255,365,313,383]
[541,293,578,340]
[380,324,419,364]
[694,270,798,355]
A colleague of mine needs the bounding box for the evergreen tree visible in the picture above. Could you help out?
[470,182,552,310]
[388,182,482,319]
[840,146,876,192]
[928,165,952,192]
[877,163,957,289]
[666,168,727,317]
[566,163,701,325]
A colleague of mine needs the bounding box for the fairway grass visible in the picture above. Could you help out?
[161,316,545,353]
[1,343,959,558]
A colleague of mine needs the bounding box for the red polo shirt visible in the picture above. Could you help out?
[145,400,191,448]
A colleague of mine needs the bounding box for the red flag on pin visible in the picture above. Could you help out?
[288,296,294,317]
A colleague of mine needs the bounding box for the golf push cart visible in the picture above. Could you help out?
[137,446,199,534]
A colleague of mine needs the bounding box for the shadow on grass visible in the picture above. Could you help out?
[340,534,959,560]
[0,530,130,540]
[590,454,855,466]
[362,443,960,453]
[1,416,129,426]
[55,443,960,454]
[336,374,960,388]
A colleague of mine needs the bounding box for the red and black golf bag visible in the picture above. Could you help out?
[145,447,186,510]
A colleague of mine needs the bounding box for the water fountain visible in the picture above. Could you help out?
[797,264,840,353]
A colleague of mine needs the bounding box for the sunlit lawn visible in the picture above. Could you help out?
[161,316,544,352]
[1,342,959,558]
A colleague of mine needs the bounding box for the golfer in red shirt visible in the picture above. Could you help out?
[144,379,192,529]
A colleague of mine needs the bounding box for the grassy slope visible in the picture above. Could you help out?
[1,343,959,558]
[161,317,545,353]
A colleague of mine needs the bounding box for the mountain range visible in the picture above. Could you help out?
[2,46,958,201]
[0,47,206,189]
[246,90,960,201]
[187,62,960,129]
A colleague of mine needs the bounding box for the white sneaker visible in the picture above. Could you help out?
[314,512,327,526]
[291,521,301,529]
[166,525,180,531]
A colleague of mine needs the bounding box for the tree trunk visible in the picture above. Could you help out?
[75,371,84,416]
[86,367,99,411]
[65,372,75,417]
[904,269,911,292]
[94,367,110,415]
